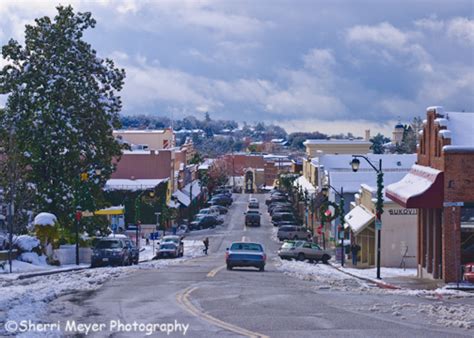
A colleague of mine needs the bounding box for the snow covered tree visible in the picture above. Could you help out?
[0,6,125,227]
[370,133,390,154]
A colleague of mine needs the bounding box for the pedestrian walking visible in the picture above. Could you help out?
[203,237,209,255]
[351,242,361,266]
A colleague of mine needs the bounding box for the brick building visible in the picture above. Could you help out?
[221,153,266,176]
[386,106,474,282]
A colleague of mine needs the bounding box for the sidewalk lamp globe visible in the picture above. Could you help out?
[350,158,360,172]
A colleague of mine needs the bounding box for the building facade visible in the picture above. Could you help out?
[345,184,417,268]
[113,129,175,150]
[386,106,474,282]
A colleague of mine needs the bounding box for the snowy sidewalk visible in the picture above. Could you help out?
[0,240,206,335]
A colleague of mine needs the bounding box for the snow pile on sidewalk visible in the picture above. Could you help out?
[276,259,370,291]
[18,252,48,266]
[0,266,133,333]
[0,240,205,334]
[0,259,55,275]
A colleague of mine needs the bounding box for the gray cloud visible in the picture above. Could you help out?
[0,0,472,136]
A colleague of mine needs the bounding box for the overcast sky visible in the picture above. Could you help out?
[1,0,473,136]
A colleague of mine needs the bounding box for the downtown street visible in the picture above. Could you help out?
[1,193,473,337]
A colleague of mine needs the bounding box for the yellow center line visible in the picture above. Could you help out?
[206,264,226,278]
[176,286,269,338]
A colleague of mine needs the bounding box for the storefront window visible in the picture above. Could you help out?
[461,207,474,265]
[461,207,474,229]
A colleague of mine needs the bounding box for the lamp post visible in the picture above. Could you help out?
[322,184,345,266]
[75,208,82,265]
[75,172,89,265]
[350,155,384,279]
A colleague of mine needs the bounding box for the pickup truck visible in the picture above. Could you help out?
[244,209,261,227]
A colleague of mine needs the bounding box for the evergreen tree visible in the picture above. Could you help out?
[0,6,125,227]
[370,133,390,154]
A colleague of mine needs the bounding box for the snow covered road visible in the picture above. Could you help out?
[275,257,474,330]
[0,240,204,336]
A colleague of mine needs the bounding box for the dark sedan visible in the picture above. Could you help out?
[190,215,219,230]
[209,194,233,207]
[225,242,266,271]
[91,238,133,267]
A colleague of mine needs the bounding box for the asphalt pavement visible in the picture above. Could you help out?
[44,193,473,337]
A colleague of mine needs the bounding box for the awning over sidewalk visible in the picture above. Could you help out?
[172,180,202,207]
[344,206,375,236]
[386,164,444,208]
[105,178,168,191]
[293,175,316,195]
[173,190,191,207]
[95,206,124,216]
[182,180,201,200]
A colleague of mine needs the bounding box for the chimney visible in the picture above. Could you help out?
[365,129,371,141]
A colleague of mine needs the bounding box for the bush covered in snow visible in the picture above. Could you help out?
[33,212,57,226]
[14,235,40,252]
[18,252,47,266]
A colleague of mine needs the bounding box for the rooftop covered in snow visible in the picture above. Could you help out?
[105,178,168,191]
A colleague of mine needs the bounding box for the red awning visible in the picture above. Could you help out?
[386,164,444,208]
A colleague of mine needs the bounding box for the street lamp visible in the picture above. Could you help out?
[75,171,89,265]
[350,155,384,279]
[322,184,345,266]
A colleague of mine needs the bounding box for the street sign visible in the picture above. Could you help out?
[149,232,160,240]
[375,220,382,230]
[443,201,464,207]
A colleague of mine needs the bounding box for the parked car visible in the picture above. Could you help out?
[225,241,266,271]
[210,205,228,215]
[244,209,261,227]
[270,206,294,216]
[161,235,184,257]
[197,208,220,218]
[272,212,297,225]
[214,187,232,196]
[210,195,233,207]
[268,202,292,213]
[277,226,312,241]
[190,215,219,230]
[278,240,331,263]
[176,224,189,236]
[463,262,474,283]
[91,238,133,267]
[273,220,300,227]
[266,196,288,206]
[155,242,180,259]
